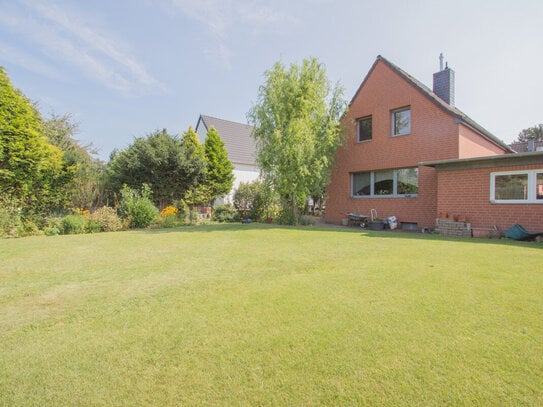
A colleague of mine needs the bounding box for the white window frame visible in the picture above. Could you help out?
[351,168,418,198]
[391,106,411,136]
[490,169,543,204]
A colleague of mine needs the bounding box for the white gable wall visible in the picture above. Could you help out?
[195,114,260,205]
[216,163,260,205]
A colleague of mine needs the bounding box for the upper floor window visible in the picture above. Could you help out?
[357,116,372,142]
[490,170,543,203]
[392,107,411,136]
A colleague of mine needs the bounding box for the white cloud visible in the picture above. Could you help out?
[158,0,298,67]
[1,0,165,95]
[0,41,63,80]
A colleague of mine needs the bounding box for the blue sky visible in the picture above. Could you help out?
[1,0,542,160]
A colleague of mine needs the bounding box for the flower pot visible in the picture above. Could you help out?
[368,221,385,230]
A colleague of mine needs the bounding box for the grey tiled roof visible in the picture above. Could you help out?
[197,115,256,166]
[351,55,514,153]
[509,140,543,153]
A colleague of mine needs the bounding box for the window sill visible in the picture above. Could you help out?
[351,194,418,199]
[490,200,543,204]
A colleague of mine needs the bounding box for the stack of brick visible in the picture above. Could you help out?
[435,218,471,237]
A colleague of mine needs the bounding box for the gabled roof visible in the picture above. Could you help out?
[196,114,256,166]
[350,55,514,153]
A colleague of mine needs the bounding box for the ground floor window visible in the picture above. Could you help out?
[491,170,543,203]
[352,168,418,197]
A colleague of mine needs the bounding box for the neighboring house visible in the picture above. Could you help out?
[509,140,543,153]
[195,114,259,203]
[325,55,543,234]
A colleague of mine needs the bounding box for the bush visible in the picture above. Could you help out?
[299,215,318,226]
[156,205,180,228]
[159,206,179,217]
[61,214,87,234]
[276,207,296,225]
[44,227,61,236]
[18,220,41,237]
[44,217,62,236]
[0,201,22,238]
[90,206,123,232]
[233,181,277,222]
[119,184,158,229]
[187,209,201,225]
[213,204,236,223]
[85,220,102,234]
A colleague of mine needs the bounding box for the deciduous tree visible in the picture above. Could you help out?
[44,113,105,209]
[515,124,543,142]
[247,57,346,223]
[0,67,71,213]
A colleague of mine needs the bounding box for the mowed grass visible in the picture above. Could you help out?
[1,224,542,406]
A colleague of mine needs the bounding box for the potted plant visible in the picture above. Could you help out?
[368,218,385,230]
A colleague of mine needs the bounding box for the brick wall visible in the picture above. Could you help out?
[325,58,506,229]
[436,163,543,233]
[458,124,509,158]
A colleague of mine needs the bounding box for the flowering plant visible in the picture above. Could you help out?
[74,208,91,218]
[160,206,179,217]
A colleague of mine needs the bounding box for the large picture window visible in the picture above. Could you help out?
[352,168,418,197]
[490,170,543,203]
[392,107,411,136]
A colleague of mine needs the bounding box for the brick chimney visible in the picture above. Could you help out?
[433,53,455,106]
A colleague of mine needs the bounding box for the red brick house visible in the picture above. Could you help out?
[325,55,543,235]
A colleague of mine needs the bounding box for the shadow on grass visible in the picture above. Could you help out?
[357,228,543,248]
[142,222,542,248]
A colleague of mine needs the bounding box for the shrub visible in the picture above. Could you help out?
[187,209,201,225]
[61,214,87,234]
[0,201,22,238]
[159,205,179,217]
[276,207,296,225]
[119,184,158,229]
[213,204,236,223]
[156,205,180,228]
[85,220,102,234]
[44,227,61,236]
[299,215,317,226]
[90,206,123,232]
[73,208,91,218]
[18,220,41,237]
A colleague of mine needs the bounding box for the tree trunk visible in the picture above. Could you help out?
[291,202,299,225]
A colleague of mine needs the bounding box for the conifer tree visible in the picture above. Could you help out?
[204,127,234,203]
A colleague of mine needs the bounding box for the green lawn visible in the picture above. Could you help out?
[1,224,542,406]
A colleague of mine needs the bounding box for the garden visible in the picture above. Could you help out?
[1,224,542,405]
